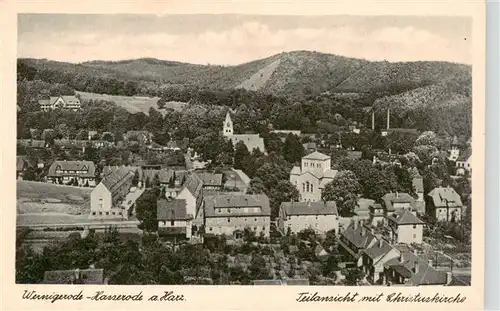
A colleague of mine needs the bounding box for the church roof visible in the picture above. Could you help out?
[290,166,301,175]
[229,135,265,153]
[302,151,330,161]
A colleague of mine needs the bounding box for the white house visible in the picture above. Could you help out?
[289,151,338,202]
[427,187,464,222]
[157,198,193,240]
[278,201,339,235]
[203,194,271,238]
[89,167,136,219]
[38,96,81,111]
[386,210,425,244]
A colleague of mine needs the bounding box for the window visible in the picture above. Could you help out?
[254,218,257,221]
[171,220,175,226]
[105,212,109,215]
[119,212,122,215]
[99,212,102,215]
[227,218,230,223]
[413,224,417,229]
[311,184,314,193]
[112,212,115,215]
[306,182,310,192]
[227,208,230,213]
[317,163,320,168]
[92,212,96,215]
[209,227,213,231]
[413,234,416,238]
[302,183,305,192]
[304,162,308,167]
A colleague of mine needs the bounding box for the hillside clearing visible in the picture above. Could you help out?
[76,91,187,115]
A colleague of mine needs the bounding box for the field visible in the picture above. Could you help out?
[17,181,92,225]
[76,91,187,115]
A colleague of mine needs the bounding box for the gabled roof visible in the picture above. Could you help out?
[183,173,203,198]
[290,166,301,175]
[101,166,135,196]
[356,198,375,212]
[387,209,425,225]
[382,192,416,211]
[302,151,330,161]
[204,194,271,217]
[363,239,394,263]
[280,201,338,216]
[229,134,265,153]
[341,224,376,250]
[47,160,96,178]
[157,199,191,220]
[427,187,463,208]
[196,172,223,187]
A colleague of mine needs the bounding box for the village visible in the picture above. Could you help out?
[15,94,472,286]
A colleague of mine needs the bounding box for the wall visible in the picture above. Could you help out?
[177,188,196,217]
[205,215,270,237]
[90,183,112,213]
[158,219,192,239]
[290,172,321,202]
[435,207,462,222]
[397,224,423,244]
[284,214,339,235]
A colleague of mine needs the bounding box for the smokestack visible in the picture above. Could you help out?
[413,261,419,274]
[372,110,375,130]
[378,239,383,248]
[387,108,390,130]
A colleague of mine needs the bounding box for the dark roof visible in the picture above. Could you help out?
[384,251,447,285]
[382,192,416,211]
[142,169,187,184]
[390,264,412,278]
[101,167,135,196]
[183,173,203,198]
[43,268,105,284]
[448,275,471,286]
[157,199,192,220]
[363,239,394,262]
[47,160,96,178]
[204,194,271,217]
[387,210,425,225]
[196,172,223,187]
[341,224,376,249]
[280,201,338,216]
[428,187,463,207]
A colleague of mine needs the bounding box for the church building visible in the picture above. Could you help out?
[223,112,265,154]
[290,151,338,202]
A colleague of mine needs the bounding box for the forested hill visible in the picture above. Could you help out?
[18,50,471,100]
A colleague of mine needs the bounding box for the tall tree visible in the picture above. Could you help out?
[233,141,250,170]
[321,170,361,216]
[283,133,305,164]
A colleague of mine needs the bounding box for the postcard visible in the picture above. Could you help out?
[0,0,486,310]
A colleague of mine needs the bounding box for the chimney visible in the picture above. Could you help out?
[428,259,433,267]
[378,239,383,248]
[370,227,375,234]
[354,221,358,230]
[399,254,404,263]
[395,191,399,198]
[446,272,453,285]
[361,226,366,236]
[386,108,390,130]
[413,249,418,255]
[371,110,375,130]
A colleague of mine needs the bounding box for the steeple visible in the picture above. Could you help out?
[223,111,233,137]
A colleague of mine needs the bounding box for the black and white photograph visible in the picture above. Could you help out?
[15,13,474,288]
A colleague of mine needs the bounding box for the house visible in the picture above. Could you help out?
[386,210,425,244]
[203,194,271,238]
[427,187,463,222]
[90,166,136,219]
[448,136,461,161]
[302,142,317,154]
[47,160,96,187]
[157,198,193,240]
[368,203,385,227]
[223,112,265,153]
[196,172,223,191]
[278,201,339,235]
[16,156,31,180]
[125,131,153,146]
[43,268,106,284]
[455,149,472,176]
[289,151,338,202]
[361,238,400,284]
[338,222,377,266]
[353,198,374,222]
[383,251,451,286]
[177,173,204,224]
[141,169,187,196]
[381,192,419,214]
[38,95,81,111]
[411,171,426,214]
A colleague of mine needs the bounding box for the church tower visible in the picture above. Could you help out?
[223,112,233,137]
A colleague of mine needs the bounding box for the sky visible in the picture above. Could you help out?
[17,14,472,65]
